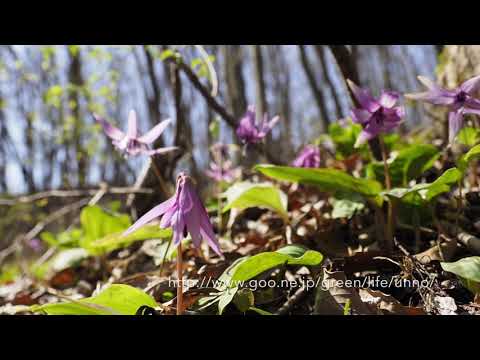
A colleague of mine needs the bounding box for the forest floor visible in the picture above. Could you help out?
[2,145,480,315]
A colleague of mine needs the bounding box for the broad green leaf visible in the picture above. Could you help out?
[423,167,462,201]
[84,225,172,255]
[441,257,480,294]
[458,144,480,173]
[367,144,439,187]
[218,287,238,315]
[457,126,480,147]
[255,165,382,198]
[31,284,158,315]
[382,167,462,205]
[331,193,365,219]
[80,205,131,248]
[222,182,288,220]
[441,257,480,283]
[231,245,323,282]
[198,246,323,314]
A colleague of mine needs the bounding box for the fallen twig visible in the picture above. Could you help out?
[0,186,153,206]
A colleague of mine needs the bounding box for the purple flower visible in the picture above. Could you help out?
[205,160,238,182]
[94,110,178,157]
[123,172,222,256]
[405,75,480,143]
[347,80,405,148]
[236,106,279,145]
[28,238,43,253]
[292,145,320,168]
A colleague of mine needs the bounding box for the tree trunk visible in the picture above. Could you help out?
[67,46,87,188]
[314,45,343,120]
[298,45,329,132]
[250,45,268,119]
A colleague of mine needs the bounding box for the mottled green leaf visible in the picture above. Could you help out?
[255,165,382,198]
[223,182,288,220]
[31,284,158,315]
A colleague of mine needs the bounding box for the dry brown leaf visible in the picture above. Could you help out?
[314,270,373,315]
[359,288,425,315]
[414,238,457,264]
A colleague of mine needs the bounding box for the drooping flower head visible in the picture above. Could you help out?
[292,145,321,168]
[347,79,404,148]
[405,75,480,143]
[94,110,178,157]
[123,172,222,256]
[236,105,279,145]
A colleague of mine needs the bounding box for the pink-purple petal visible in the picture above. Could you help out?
[145,146,179,156]
[379,91,399,108]
[127,110,138,138]
[448,110,464,143]
[351,108,372,124]
[94,114,125,141]
[347,79,380,112]
[460,75,480,94]
[138,119,172,144]
[123,197,176,236]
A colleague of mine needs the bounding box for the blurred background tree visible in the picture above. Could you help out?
[0,45,442,248]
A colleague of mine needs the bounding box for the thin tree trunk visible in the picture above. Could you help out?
[222,45,248,120]
[298,45,329,132]
[67,46,87,187]
[250,45,268,119]
[314,45,342,119]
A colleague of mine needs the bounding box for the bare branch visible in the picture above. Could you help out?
[0,186,154,206]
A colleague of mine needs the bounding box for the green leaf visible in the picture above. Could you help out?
[198,246,323,314]
[328,121,367,159]
[458,144,480,173]
[218,287,238,315]
[382,167,462,205]
[79,205,131,248]
[255,165,382,198]
[40,228,83,249]
[222,182,288,221]
[31,284,158,315]
[248,306,274,315]
[366,144,440,187]
[233,288,255,313]
[84,225,172,255]
[331,193,365,219]
[231,245,323,283]
[159,49,180,61]
[441,257,480,294]
[209,119,220,139]
[457,126,480,147]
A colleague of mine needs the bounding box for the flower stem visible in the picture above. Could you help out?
[379,136,393,253]
[456,180,463,236]
[379,136,391,190]
[217,155,224,235]
[176,242,184,315]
